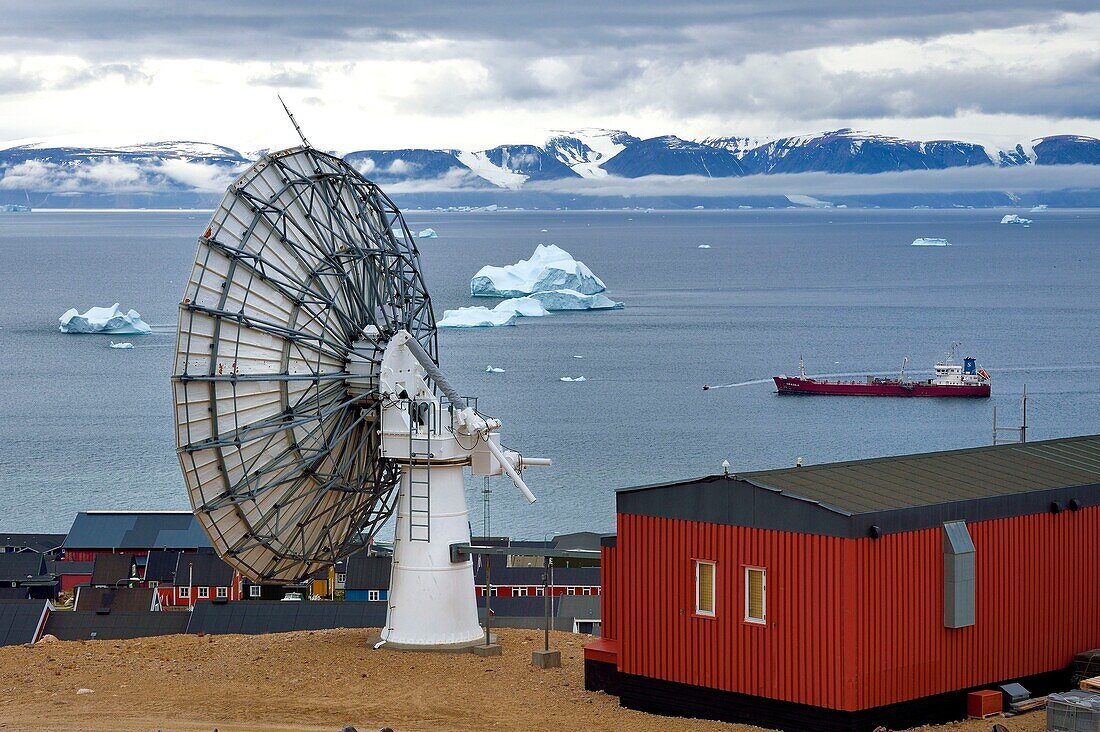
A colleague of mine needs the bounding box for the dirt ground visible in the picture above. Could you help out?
[0,628,1047,732]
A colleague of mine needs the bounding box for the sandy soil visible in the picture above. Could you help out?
[0,628,1046,732]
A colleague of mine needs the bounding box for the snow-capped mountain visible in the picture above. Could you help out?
[600,136,747,178]
[1,130,1098,208]
[545,129,640,178]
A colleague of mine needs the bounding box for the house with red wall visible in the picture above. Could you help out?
[160,552,241,607]
[585,435,1100,731]
[61,511,212,565]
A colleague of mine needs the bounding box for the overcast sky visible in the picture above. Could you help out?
[1,2,1098,152]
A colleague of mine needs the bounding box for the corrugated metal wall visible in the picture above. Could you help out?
[601,542,619,642]
[616,512,848,708]
[614,506,1100,711]
[847,506,1100,709]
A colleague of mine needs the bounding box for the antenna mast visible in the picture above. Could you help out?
[278,95,312,148]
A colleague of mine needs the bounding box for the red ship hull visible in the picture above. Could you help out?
[773,376,990,398]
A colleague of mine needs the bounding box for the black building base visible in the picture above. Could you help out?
[585,660,1070,732]
[584,659,621,697]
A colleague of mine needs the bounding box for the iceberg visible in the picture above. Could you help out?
[697,244,711,249]
[109,341,134,350]
[1000,214,1032,225]
[485,366,505,373]
[911,238,950,247]
[59,304,152,334]
[529,289,623,311]
[493,296,550,318]
[470,244,606,298]
[418,228,438,238]
[559,376,587,382]
[438,307,516,328]
[1030,205,1048,212]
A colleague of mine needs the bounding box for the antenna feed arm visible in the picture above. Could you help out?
[482,436,538,504]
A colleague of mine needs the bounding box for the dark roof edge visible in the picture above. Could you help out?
[739,477,854,517]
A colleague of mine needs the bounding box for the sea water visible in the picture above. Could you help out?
[1,208,1098,536]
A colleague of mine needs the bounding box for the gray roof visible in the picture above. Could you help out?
[44,610,190,641]
[0,534,66,554]
[90,554,136,586]
[47,559,94,576]
[0,600,48,646]
[64,512,211,551]
[617,435,1100,538]
[344,553,391,591]
[735,435,1100,514]
[557,594,601,620]
[174,552,234,587]
[144,551,182,584]
[0,553,47,583]
[74,586,157,612]
[188,600,386,635]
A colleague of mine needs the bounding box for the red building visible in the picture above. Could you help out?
[158,553,242,607]
[586,435,1100,731]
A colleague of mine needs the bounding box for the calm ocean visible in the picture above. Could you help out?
[2,208,1099,536]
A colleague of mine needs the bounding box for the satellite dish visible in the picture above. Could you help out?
[174,121,547,646]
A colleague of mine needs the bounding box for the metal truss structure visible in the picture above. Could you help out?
[173,146,436,582]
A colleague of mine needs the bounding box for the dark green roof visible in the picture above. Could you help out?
[737,435,1100,515]
[617,435,1100,538]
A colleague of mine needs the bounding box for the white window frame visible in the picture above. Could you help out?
[567,587,577,596]
[535,586,545,596]
[695,560,716,617]
[216,586,228,599]
[367,589,381,601]
[198,586,209,599]
[148,580,158,588]
[515,586,528,597]
[179,586,190,599]
[744,566,766,625]
[249,585,262,598]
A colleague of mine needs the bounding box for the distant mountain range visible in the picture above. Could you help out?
[2,128,1099,209]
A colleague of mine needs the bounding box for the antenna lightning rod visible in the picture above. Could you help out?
[278,95,312,148]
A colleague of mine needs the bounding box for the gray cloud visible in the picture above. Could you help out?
[248,66,321,88]
[53,63,152,90]
[2,2,1095,61]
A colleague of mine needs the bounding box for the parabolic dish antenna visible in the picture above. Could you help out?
[174,132,546,647]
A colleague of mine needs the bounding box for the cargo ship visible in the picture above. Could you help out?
[773,350,991,398]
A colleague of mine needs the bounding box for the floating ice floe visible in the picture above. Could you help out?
[418,228,438,238]
[559,376,587,382]
[572,355,584,359]
[911,238,950,247]
[529,289,622,311]
[440,297,551,328]
[485,366,505,373]
[438,307,517,328]
[109,341,134,350]
[470,244,606,298]
[1030,205,1048,212]
[540,229,548,232]
[494,296,551,318]
[1000,215,1032,225]
[59,304,152,334]
[697,244,711,249]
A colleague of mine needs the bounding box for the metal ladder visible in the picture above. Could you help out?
[407,400,432,542]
